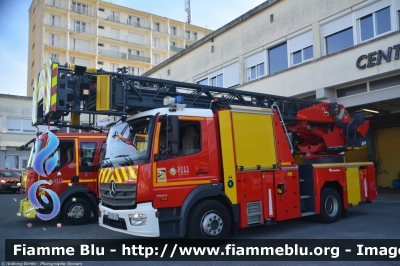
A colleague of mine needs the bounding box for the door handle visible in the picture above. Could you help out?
[196,171,209,175]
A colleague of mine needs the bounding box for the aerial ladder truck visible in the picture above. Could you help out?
[28,58,376,242]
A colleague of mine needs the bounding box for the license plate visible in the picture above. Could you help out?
[11,186,18,188]
[108,212,119,221]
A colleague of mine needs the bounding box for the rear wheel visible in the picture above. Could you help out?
[61,197,92,225]
[187,200,230,245]
[316,188,342,223]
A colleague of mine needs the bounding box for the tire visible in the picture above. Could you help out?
[316,188,342,223]
[187,200,231,245]
[61,197,92,225]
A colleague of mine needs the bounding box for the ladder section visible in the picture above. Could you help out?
[298,165,316,216]
[33,61,319,126]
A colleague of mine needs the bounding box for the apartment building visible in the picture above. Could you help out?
[27,0,212,97]
[145,0,400,188]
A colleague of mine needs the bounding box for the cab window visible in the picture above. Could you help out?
[99,141,106,165]
[80,142,97,166]
[159,119,201,158]
[55,141,75,169]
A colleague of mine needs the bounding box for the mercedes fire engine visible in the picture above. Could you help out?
[32,59,376,242]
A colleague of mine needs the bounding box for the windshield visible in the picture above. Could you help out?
[0,171,21,178]
[27,139,44,170]
[103,116,153,167]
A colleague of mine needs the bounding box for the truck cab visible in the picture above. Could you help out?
[20,131,106,225]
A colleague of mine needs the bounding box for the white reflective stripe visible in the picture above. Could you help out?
[268,189,273,216]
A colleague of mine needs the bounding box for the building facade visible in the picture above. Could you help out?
[27,0,212,97]
[145,0,400,188]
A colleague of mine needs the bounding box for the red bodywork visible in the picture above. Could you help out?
[25,132,106,200]
[100,106,376,231]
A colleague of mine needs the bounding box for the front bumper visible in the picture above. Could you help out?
[19,197,37,218]
[0,184,20,192]
[99,202,160,237]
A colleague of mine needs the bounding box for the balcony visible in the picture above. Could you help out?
[69,25,95,36]
[152,43,167,50]
[45,0,69,11]
[98,30,147,46]
[44,18,67,30]
[153,25,167,34]
[70,5,95,17]
[99,13,151,30]
[170,46,184,53]
[170,29,183,38]
[44,39,67,49]
[70,44,94,54]
[127,54,151,63]
[98,48,127,59]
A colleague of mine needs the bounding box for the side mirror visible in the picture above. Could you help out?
[167,115,179,156]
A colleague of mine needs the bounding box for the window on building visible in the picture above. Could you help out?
[197,78,208,85]
[97,61,103,65]
[154,22,160,32]
[99,8,105,12]
[171,41,177,47]
[72,38,90,53]
[110,63,119,72]
[49,33,60,47]
[210,74,223,87]
[98,43,104,47]
[70,57,90,66]
[73,20,90,33]
[359,6,391,42]
[247,62,265,81]
[72,2,91,15]
[153,37,161,48]
[111,28,119,40]
[110,45,119,58]
[185,30,191,39]
[51,14,60,27]
[211,45,214,53]
[152,53,160,64]
[50,53,59,61]
[128,32,144,45]
[370,75,400,91]
[325,27,353,55]
[171,26,177,35]
[98,25,104,29]
[109,11,120,22]
[193,32,198,40]
[268,42,287,74]
[293,46,313,65]
[288,29,313,66]
[336,83,367,98]
[7,118,35,133]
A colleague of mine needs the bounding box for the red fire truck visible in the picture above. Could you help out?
[19,59,108,225]
[32,59,376,242]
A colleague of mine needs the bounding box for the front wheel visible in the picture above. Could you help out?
[61,197,92,225]
[316,188,342,223]
[187,200,231,245]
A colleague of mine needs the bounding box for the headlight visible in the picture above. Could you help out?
[129,213,147,226]
[0,180,5,183]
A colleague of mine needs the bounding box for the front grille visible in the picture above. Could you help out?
[100,183,136,210]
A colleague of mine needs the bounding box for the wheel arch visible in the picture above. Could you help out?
[58,186,99,217]
[180,184,239,237]
[321,180,344,210]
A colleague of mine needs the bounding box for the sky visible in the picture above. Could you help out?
[0,0,265,97]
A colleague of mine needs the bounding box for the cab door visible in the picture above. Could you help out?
[78,140,100,193]
[46,137,78,195]
[152,116,211,208]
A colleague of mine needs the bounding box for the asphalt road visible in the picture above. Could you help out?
[1,190,399,266]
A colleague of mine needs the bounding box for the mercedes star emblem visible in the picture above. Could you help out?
[110,181,117,198]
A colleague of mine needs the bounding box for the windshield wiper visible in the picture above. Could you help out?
[114,155,135,165]
[101,158,113,167]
